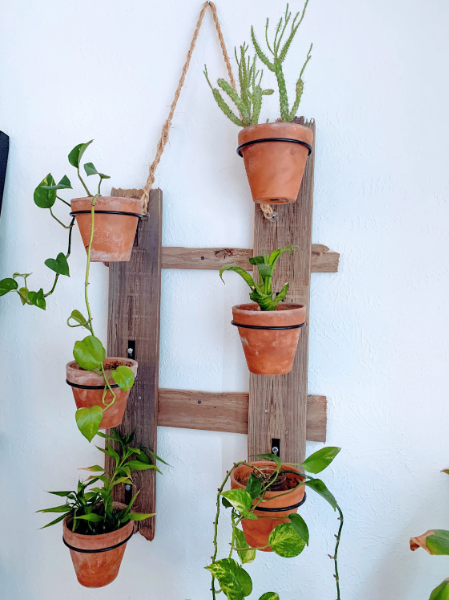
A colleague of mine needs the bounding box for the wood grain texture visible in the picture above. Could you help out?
[158,389,326,442]
[248,118,316,464]
[161,245,338,273]
[105,187,162,541]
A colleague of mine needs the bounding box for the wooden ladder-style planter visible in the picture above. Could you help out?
[105,118,340,540]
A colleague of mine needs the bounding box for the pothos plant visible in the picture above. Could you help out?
[38,428,167,533]
[64,141,136,443]
[205,3,312,127]
[206,448,343,600]
[410,468,449,600]
[219,245,296,310]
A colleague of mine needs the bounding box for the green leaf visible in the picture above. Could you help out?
[305,479,337,511]
[259,594,279,600]
[47,491,74,497]
[0,278,18,296]
[245,473,262,500]
[288,513,309,545]
[84,162,110,179]
[40,513,70,529]
[77,513,103,523]
[222,497,232,509]
[141,447,170,466]
[18,287,30,305]
[268,523,306,558]
[430,580,449,600]
[79,465,104,472]
[28,288,46,310]
[255,453,281,467]
[234,528,256,564]
[268,245,297,267]
[300,447,341,474]
[205,558,252,600]
[106,442,120,463]
[219,264,256,288]
[76,406,103,442]
[111,365,135,391]
[37,504,72,513]
[129,512,154,521]
[68,140,93,168]
[256,263,273,278]
[126,460,159,472]
[40,175,72,190]
[427,531,449,555]
[112,477,132,487]
[45,252,70,277]
[73,335,106,371]
[248,255,265,265]
[67,310,91,330]
[221,490,253,514]
[34,174,56,208]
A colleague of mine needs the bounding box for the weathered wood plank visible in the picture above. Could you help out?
[157,389,326,442]
[106,187,162,541]
[248,118,316,464]
[161,244,339,273]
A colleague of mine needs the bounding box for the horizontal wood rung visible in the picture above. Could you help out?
[157,388,327,443]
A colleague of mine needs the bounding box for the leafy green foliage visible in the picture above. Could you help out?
[111,365,135,391]
[205,558,252,600]
[268,522,306,557]
[220,246,297,311]
[245,473,262,500]
[234,528,256,564]
[300,447,341,474]
[426,531,449,555]
[84,162,110,180]
[44,253,70,277]
[76,406,104,442]
[0,278,18,296]
[67,309,91,330]
[204,43,274,128]
[40,175,72,191]
[222,490,253,514]
[68,140,93,168]
[73,335,106,371]
[251,3,313,121]
[38,429,165,534]
[259,594,280,600]
[34,174,57,208]
[28,288,46,310]
[288,513,309,545]
[431,581,449,600]
[305,478,338,510]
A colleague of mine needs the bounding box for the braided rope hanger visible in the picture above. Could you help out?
[140,1,275,221]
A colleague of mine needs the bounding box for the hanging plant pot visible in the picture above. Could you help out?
[231,461,305,552]
[63,503,134,588]
[66,358,138,429]
[237,122,313,204]
[232,303,306,375]
[70,196,142,262]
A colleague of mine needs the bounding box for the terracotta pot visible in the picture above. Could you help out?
[238,122,313,204]
[66,358,138,429]
[71,196,142,262]
[63,502,133,588]
[232,303,306,375]
[231,461,305,552]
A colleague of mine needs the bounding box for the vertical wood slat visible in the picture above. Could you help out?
[106,188,162,541]
[248,118,316,464]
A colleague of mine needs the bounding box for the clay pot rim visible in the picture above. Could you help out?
[239,121,313,139]
[66,357,138,384]
[233,302,305,315]
[231,460,305,502]
[63,502,133,546]
[71,196,142,208]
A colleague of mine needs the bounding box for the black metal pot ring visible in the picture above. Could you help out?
[66,375,137,390]
[62,530,133,554]
[231,321,306,331]
[70,210,142,218]
[237,138,313,158]
[253,493,306,513]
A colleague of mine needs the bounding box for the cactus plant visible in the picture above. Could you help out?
[251,2,313,122]
[204,43,274,127]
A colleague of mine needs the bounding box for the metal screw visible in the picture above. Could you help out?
[272,446,279,455]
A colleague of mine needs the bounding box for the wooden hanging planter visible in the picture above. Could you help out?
[238,122,314,205]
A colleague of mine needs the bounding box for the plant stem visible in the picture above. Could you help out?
[78,168,92,197]
[84,195,98,336]
[56,195,71,207]
[49,207,72,229]
[44,217,75,298]
[333,505,344,600]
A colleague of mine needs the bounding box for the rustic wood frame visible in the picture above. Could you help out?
[106,118,339,540]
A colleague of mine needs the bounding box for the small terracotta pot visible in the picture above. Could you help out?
[232,303,306,375]
[71,196,142,262]
[66,358,138,429]
[238,122,313,204]
[63,502,133,588]
[231,461,305,552]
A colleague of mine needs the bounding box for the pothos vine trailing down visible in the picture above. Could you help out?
[205,448,344,600]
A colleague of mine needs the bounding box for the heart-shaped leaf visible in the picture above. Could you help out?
[76,406,103,442]
[430,580,449,600]
[259,594,279,600]
[111,365,135,391]
[305,478,338,511]
[234,528,256,564]
[222,497,232,509]
[45,253,70,277]
[18,287,31,305]
[34,174,56,208]
[40,175,72,190]
[205,558,252,600]
[268,523,306,558]
[67,309,91,330]
[68,140,93,168]
[84,162,110,179]
[0,278,18,296]
[288,513,309,545]
[28,288,46,310]
[245,472,262,500]
[300,447,341,474]
[221,490,253,514]
[73,335,106,371]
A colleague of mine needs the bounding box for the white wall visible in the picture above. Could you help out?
[1,0,449,598]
